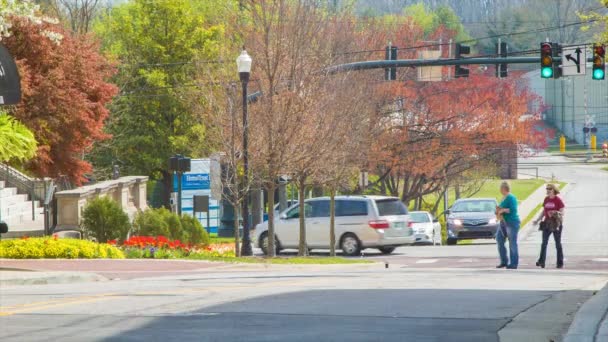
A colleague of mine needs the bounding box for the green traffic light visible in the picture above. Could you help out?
[541,67,553,78]
[592,68,605,80]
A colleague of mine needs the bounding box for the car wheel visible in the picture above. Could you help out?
[260,232,280,255]
[378,247,395,255]
[340,233,361,256]
[447,238,457,246]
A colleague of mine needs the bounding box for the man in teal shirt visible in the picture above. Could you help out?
[496,181,521,269]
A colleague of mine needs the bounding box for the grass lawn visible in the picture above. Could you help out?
[187,255,372,264]
[420,179,546,212]
[602,166,608,172]
[208,233,236,244]
[546,144,590,154]
[521,203,543,228]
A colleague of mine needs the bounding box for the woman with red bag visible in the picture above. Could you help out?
[533,184,565,269]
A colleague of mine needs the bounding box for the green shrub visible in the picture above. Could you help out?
[166,212,183,241]
[132,208,209,245]
[0,237,125,259]
[180,214,209,245]
[132,208,173,238]
[81,197,131,243]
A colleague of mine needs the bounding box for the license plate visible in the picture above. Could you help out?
[392,222,406,229]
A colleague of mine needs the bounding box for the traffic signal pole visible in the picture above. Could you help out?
[326,56,596,74]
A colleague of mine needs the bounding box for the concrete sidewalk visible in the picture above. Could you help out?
[0,270,106,287]
[563,282,608,342]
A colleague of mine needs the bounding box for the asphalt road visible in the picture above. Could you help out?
[1,265,606,342]
[1,155,606,342]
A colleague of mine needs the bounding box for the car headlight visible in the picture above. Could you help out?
[488,218,498,225]
[452,219,463,226]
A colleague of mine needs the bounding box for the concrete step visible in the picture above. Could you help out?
[1,200,41,219]
[0,194,29,205]
[4,213,44,225]
[0,187,18,197]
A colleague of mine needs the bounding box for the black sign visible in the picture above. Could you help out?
[0,44,21,105]
[193,195,209,213]
[0,221,8,234]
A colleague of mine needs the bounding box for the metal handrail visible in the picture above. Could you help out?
[1,163,50,221]
[43,181,57,235]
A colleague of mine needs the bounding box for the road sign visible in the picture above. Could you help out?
[562,45,587,76]
[0,44,21,105]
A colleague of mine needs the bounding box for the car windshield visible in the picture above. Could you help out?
[451,200,496,213]
[410,212,430,223]
[375,199,407,216]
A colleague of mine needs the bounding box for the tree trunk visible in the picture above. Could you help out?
[455,183,461,200]
[266,182,276,257]
[380,177,387,195]
[233,203,241,257]
[431,190,443,215]
[298,176,308,256]
[329,188,336,257]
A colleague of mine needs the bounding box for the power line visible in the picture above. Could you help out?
[110,18,601,69]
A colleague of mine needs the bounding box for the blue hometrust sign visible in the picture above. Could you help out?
[173,173,210,191]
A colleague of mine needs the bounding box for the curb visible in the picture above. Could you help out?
[0,271,107,287]
[563,282,608,342]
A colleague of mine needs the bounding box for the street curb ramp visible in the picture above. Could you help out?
[563,282,608,342]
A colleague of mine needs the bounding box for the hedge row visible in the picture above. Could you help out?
[80,197,209,245]
[0,237,125,259]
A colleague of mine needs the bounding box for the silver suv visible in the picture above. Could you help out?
[254,196,414,256]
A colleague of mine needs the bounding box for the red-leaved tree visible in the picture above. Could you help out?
[369,75,545,204]
[3,18,117,184]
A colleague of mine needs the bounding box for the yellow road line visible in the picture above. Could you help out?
[0,277,326,317]
[0,292,118,310]
[0,293,121,316]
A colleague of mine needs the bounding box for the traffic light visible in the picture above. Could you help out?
[592,44,605,80]
[552,42,562,79]
[540,42,553,78]
[495,41,508,78]
[454,43,470,78]
[385,45,397,81]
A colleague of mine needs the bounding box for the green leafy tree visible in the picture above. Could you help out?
[0,113,37,162]
[403,3,471,41]
[579,0,608,44]
[91,0,225,202]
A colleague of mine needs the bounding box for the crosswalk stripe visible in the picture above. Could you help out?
[458,258,476,263]
[416,259,439,264]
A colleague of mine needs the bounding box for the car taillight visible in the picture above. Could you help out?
[369,220,390,229]
[408,221,414,228]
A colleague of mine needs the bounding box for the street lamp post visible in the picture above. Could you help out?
[237,49,253,256]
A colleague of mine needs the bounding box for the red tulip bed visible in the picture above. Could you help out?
[108,236,235,259]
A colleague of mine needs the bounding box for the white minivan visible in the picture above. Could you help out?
[254,196,414,256]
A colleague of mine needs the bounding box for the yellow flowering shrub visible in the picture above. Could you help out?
[0,237,125,259]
